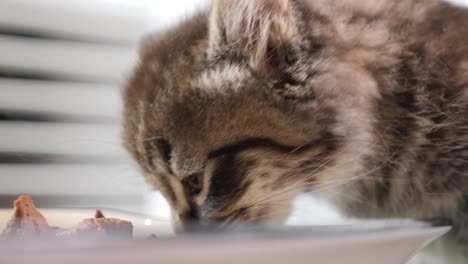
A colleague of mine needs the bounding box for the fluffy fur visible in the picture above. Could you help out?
[123,0,468,261]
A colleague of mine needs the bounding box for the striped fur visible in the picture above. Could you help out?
[123,0,468,261]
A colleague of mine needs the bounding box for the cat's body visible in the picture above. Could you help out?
[123,0,468,261]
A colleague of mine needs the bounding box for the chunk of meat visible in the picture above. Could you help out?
[56,218,133,239]
[95,209,105,219]
[95,217,133,237]
[55,218,106,239]
[1,195,134,240]
[1,195,52,239]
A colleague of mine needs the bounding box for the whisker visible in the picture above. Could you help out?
[141,136,164,142]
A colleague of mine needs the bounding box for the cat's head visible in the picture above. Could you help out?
[123,0,378,231]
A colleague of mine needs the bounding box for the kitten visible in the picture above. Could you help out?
[123,0,468,261]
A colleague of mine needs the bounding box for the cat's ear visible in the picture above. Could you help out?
[208,0,299,70]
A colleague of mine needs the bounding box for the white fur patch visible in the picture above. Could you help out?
[193,63,250,93]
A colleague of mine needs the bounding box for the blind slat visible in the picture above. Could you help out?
[0,35,136,83]
[0,164,147,196]
[0,122,126,159]
[0,78,121,120]
[0,0,154,44]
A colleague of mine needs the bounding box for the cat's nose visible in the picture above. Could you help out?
[176,203,225,234]
[181,215,200,233]
[176,205,203,234]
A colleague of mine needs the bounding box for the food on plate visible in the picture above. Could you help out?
[1,195,134,240]
[95,217,133,237]
[1,195,51,239]
[95,209,105,219]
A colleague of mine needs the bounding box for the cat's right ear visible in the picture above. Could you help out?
[207,0,300,71]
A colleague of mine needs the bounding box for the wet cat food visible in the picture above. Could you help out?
[1,195,133,240]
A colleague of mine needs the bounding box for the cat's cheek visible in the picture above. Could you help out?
[294,102,327,122]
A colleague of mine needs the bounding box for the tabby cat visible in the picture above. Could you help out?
[123,0,468,262]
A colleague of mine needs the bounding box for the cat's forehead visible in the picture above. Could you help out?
[154,87,274,145]
[136,19,273,139]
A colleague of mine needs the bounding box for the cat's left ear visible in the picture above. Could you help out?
[207,0,300,71]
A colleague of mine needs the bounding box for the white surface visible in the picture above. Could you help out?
[288,194,352,225]
[146,0,210,30]
[448,0,468,6]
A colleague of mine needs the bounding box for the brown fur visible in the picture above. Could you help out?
[123,0,468,261]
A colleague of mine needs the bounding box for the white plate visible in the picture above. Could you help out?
[0,209,450,264]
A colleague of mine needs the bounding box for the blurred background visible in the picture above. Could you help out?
[0,0,215,220]
[0,0,467,225]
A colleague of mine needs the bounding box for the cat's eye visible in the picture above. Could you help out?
[182,172,203,197]
[155,138,172,163]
